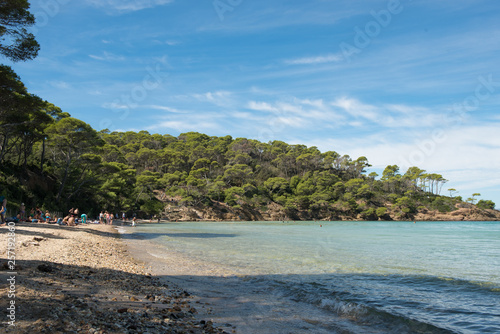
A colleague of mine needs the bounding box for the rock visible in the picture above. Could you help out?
[37,263,54,273]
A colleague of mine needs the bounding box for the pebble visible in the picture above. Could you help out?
[3,223,230,334]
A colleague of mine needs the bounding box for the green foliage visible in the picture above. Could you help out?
[0,0,40,61]
[431,197,454,213]
[360,208,377,221]
[477,199,495,210]
[224,186,244,207]
[376,207,387,218]
[264,177,290,198]
[140,198,164,216]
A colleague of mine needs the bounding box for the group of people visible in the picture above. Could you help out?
[0,197,138,227]
[98,211,137,226]
[98,211,115,225]
[27,206,57,223]
[0,199,66,225]
[36,207,90,226]
[0,199,58,225]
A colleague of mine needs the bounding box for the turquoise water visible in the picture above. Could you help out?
[128,221,500,333]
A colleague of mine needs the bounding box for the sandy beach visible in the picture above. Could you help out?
[0,221,230,334]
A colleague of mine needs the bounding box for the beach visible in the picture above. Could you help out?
[0,222,230,334]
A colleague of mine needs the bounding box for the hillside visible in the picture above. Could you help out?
[1,64,497,220]
[154,193,500,222]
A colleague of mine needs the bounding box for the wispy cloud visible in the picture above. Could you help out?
[285,54,343,65]
[192,91,233,107]
[144,105,187,113]
[147,117,221,133]
[247,101,278,113]
[306,122,500,179]
[48,80,71,90]
[102,102,187,114]
[85,0,174,13]
[89,51,125,61]
[331,97,440,128]
[332,97,380,122]
[102,102,128,110]
[88,90,103,96]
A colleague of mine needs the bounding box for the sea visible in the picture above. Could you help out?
[120,221,500,334]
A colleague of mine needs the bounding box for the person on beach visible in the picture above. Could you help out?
[81,213,87,224]
[66,208,78,226]
[109,212,114,225]
[0,196,6,225]
[35,207,42,220]
[66,208,74,225]
[131,216,137,227]
[122,212,126,221]
[74,208,80,224]
[29,208,35,221]
[44,210,51,223]
[99,211,104,224]
[20,202,26,221]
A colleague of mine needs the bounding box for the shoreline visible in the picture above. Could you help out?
[120,225,343,334]
[0,222,228,334]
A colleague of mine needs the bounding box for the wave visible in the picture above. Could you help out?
[253,274,500,334]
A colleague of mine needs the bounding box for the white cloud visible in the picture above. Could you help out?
[302,121,500,204]
[102,102,128,109]
[276,102,303,114]
[144,105,186,113]
[102,102,187,114]
[332,97,380,122]
[147,118,220,133]
[192,91,233,107]
[48,81,71,90]
[86,0,173,13]
[298,98,325,109]
[330,97,442,129]
[285,54,343,65]
[88,90,103,96]
[247,101,278,113]
[89,52,125,61]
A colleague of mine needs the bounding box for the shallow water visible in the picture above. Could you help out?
[122,221,500,333]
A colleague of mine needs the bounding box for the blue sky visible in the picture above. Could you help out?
[5,0,500,206]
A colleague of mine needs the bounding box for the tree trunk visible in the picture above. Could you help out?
[40,137,46,172]
[0,134,8,164]
[56,149,72,203]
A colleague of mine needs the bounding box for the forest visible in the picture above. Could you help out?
[0,1,496,221]
[0,67,496,220]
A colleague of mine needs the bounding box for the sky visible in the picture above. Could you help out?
[4,0,500,207]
